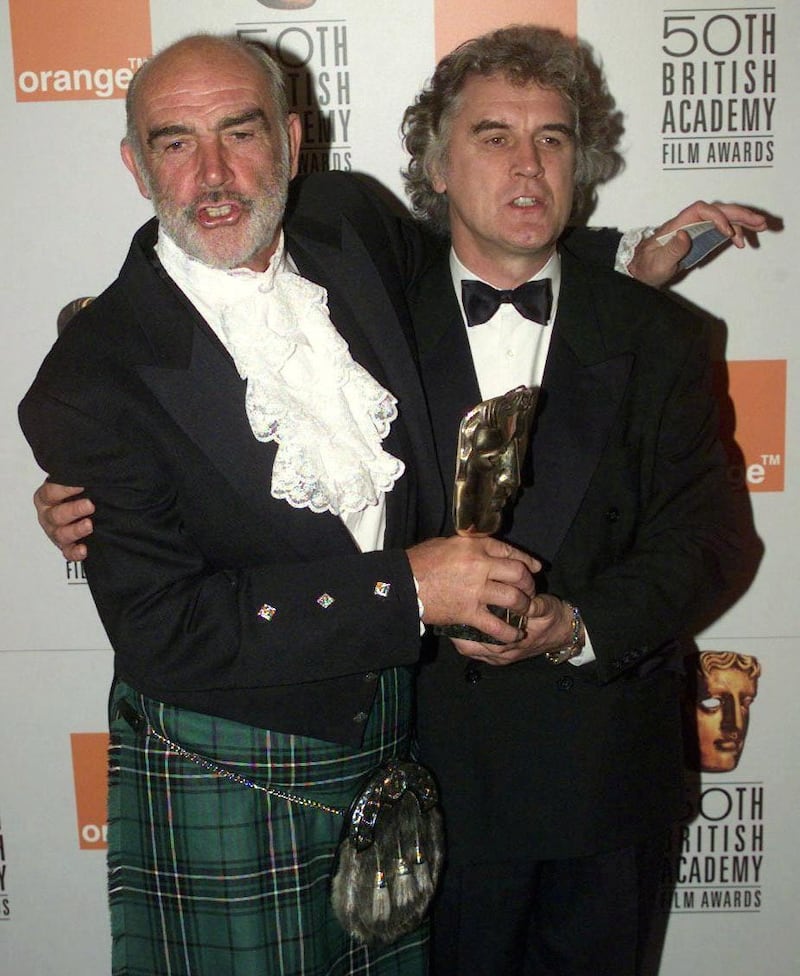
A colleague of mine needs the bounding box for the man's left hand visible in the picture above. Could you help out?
[451,594,580,665]
[628,200,767,287]
[33,481,94,561]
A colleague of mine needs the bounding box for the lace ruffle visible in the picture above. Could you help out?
[158,231,405,517]
[614,226,656,277]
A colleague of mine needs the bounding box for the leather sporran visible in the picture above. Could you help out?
[331,760,444,945]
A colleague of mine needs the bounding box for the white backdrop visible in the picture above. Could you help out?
[1,2,796,973]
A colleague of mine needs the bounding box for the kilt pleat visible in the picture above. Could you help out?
[107,669,427,975]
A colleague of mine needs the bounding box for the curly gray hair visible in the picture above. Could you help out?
[401,25,624,234]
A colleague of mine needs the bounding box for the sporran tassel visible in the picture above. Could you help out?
[393,839,416,907]
[412,830,433,897]
[372,854,391,921]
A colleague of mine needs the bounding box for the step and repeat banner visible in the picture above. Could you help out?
[1,2,796,973]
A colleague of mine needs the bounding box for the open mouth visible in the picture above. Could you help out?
[511,196,542,208]
[196,201,246,227]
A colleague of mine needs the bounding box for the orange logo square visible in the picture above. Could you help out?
[9,0,152,102]
[70,733,109,850]
[715,360,786,492]
[434,0,577,59]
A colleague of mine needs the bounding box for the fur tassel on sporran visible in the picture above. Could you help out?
[331,760,444,946]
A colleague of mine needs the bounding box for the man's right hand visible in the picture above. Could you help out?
[37,479,540,643]
[34,481,95,561]
[407,535,540,644]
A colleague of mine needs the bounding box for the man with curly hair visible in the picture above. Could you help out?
[401,25,756,975]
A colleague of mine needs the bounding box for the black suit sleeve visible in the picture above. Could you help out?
[19,386,422,700]
[555,309,756,681]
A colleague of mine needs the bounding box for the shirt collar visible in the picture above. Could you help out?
[155,226,289,311]
[449,247,562,328]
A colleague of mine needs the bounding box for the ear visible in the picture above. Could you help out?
[429,160,447,195]
[286,113,302,180]
[120,139,152,200]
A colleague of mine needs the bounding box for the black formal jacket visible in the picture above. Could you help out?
[409,245,749,862]
[20,173,446,747]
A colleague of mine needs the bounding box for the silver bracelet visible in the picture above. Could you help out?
[545,601,584,665]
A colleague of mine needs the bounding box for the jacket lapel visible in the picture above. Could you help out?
[286,216,444,545]
[410,253,481,534]
[517,251,633,561]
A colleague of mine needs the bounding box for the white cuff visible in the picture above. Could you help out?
[614,226,656,277]
[568,625,596,667]
[413,575,425,636]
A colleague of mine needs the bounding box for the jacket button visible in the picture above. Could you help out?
[605,507,620,522]
[353,711,368,724]
[557,675,574,691]
[364,671,378,682]
[464,664,482,684]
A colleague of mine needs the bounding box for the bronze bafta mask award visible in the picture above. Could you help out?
[438,385,539,644]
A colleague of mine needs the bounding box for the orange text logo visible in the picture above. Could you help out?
[9,0,152,102]
[716,360,786,492]
[70,733,109,850]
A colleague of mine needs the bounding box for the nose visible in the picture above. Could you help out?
[197,138,233,189]
[513,140,544,178]
[719,695,743,740]
[496,447,520,488]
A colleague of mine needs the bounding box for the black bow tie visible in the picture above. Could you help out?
[461,278,553,328]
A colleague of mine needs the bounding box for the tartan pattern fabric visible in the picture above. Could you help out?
[107,670,428,976]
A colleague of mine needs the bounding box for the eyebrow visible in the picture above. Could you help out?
[146,108,270,148]
[218,108,270,132]
[471,119,576,138]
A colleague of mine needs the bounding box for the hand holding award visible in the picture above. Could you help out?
[438,385,538,644]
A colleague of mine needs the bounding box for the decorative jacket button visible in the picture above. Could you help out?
[605,507,621,522]
[464,664,482,685]
[353,711,368,724]
[364,671,378,682]
[557,675,574,691]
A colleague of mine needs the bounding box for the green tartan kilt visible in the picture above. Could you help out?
[107,670,428,976]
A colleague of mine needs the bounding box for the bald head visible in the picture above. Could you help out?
[119,32,302,271]
[124,34,288,167]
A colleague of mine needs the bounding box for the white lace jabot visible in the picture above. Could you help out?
[156,230,405,518]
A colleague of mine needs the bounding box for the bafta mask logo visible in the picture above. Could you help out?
[686,651,761,773]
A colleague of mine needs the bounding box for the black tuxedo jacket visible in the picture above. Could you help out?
[409,246,746,862]
[20,173,445,747]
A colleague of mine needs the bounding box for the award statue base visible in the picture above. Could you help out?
[434,605,526,645]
